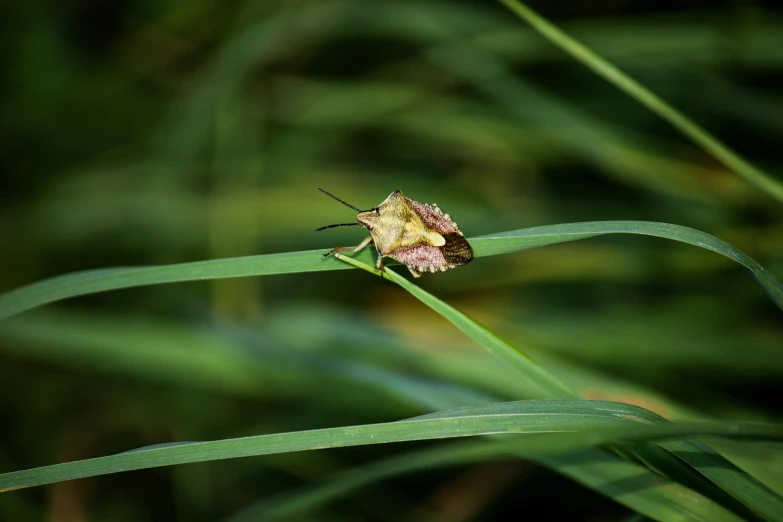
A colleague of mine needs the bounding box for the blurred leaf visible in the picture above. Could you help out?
[227,444,748,522]
[339,254,575,400]
[705,438,783,498]
[497,0,783,203]
[1,399,780,494]
[2,1,782,520]
[342,256,783,521]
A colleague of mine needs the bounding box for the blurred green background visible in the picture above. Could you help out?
[1,0,782,520]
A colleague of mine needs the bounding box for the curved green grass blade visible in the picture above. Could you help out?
[336,254,576,399]
[659,438,783,522]
[1,400,780,493]
[226,443,744,522]
[338,256,783,520]
[538,449,743,522]
[705,439,783,498]
[474,221,783,310]
[0,247,372,321]
[3,311,757,520]
[496,0,783,203]
[0,221,780,320]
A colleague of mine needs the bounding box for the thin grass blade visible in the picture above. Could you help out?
[1,400,780,493]
[1,221,779,319]
[226,443,747,522]
[496,0,783,203]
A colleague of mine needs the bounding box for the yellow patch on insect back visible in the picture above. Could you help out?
[427,230,446,247]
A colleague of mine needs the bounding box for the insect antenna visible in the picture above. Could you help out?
[318,188,373,212]
[315,223,362,232]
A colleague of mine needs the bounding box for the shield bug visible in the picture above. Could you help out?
[316,188,473,277]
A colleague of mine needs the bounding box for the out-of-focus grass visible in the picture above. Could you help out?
[499,0,783,201]
[1,0,782,520]
[1,226,782,521]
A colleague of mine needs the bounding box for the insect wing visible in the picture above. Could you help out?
[402,197,474,268]
[404,198,461,235]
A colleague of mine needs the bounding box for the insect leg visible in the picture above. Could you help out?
[406,266,423,278]
[375,255,386,277]
[324,236,373,257]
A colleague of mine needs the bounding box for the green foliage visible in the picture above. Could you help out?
[1,227,782,521]
[499,0,783,202]
[1,0,782,521]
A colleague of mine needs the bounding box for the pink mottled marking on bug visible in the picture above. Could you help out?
[404,198,462,235]
[390,244,448,268]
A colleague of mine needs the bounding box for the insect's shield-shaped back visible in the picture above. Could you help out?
[319,188,473,278]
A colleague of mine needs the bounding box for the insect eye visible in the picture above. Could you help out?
[375,208,380,215]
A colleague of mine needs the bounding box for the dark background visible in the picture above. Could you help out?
[1,0,782,520]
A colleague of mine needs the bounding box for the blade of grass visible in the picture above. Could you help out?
[0,247,372,320]
[538,449,740,522]
[1,399,780,493]
[5,307,770,518]
[704,439,783,498]
[336,254,576,399]
[3,311,749,519]
[2,219,780,516]
[660,437,783,521]
[338,256,783,521]
[226,443,745,522]
[474,221,783,310]
[0,221,780,320]
[335,254,578,398]
[496,0,783,203]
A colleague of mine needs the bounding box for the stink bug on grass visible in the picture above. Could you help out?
[316,188,473,277]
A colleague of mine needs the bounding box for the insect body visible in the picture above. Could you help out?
[316,188,473,277]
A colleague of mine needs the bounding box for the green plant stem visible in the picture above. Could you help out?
[497,0,783,203]
[1,221,781,320]
[334,255,783,521]
[335,254,577,398]
[1,399,780,493]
